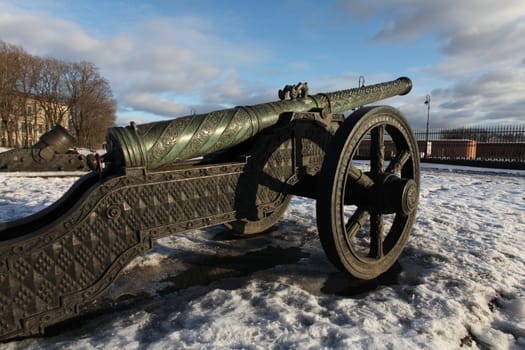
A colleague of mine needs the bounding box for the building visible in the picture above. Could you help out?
[0,93,70,148]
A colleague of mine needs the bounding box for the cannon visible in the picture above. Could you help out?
[0,77,420,340]
[0,125,90,172]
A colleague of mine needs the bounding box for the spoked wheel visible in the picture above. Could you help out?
[316,106,420,280]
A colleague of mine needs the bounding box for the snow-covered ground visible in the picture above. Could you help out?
[1,164,524,349]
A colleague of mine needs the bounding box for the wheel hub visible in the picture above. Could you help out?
[381,175,418,215]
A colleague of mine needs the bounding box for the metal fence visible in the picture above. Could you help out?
[413,125,525,169]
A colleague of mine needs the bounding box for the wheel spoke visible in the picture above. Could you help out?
[345,208,368,239]
[345,165,375,205]
[369,212,384,258]
[370,125,385,175]
[347,165,374,189]
[386,149,410,174]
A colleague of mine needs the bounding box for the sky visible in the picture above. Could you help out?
[1,0,524,129]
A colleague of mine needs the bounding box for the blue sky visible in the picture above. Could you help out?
[1,0,524,129]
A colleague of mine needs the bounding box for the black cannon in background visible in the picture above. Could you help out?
[0,125,90,172]
[0,77,419,340]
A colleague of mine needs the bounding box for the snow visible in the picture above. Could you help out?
[1,164,524,349]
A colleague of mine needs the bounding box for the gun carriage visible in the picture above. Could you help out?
[0,77,419,340]
[0,125,89,172]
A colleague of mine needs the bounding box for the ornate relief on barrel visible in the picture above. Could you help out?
[147,117,192,166]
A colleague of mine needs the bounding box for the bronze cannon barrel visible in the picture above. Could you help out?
[105,77,412,170]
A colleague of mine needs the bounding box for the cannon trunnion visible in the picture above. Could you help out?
[0,77,419,340]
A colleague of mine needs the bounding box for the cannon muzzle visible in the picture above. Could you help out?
[105,77,412,171]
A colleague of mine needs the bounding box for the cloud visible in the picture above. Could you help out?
[432,69,525,122]
[338,1,525,45]
[119,91,191,118]
[0,5,270,122]
[336,0,389,19]
[398,68,525,129]
[337,0,525,70]
[0,12,100,58]
[2,0,524,129]
[337,0,525,127]
[109,18,270,118]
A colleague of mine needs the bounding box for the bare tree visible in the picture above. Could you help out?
[15,53,40,146]
[0,40,116,149]
[0,41,26,147]
[33,57,71,130]
[66,61,116,149]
